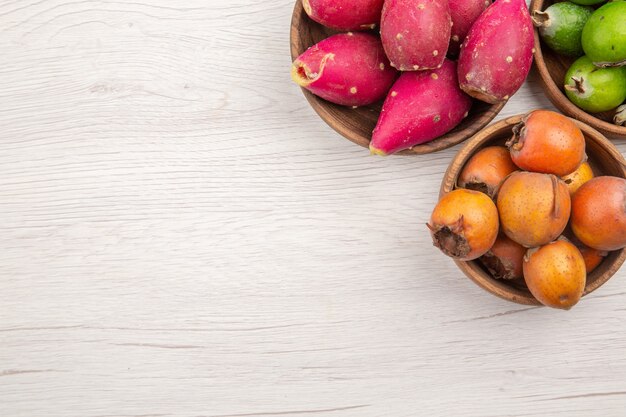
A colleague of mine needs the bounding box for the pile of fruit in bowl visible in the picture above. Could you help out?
[289,1,626,309]
[531,0,626,136]
[429,110,626,309]
[290,0,535,154]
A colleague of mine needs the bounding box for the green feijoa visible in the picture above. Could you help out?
[533,2,593,57]
[564,56,626,112]
[569,0,606,5]
[581,1,626,67]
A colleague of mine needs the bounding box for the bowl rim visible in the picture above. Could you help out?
[289,0,506,155]
[439,113,626,305]
[530,0,626,138]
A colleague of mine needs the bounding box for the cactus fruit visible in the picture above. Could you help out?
[302,0,385,31]
[448,0,491,57]
[369,59,472,155]
[458,0,534,104]
[291,33,397,106]
[380,0,452,71]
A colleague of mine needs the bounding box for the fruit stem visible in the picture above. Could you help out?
[429,217,471,259]
[507,121,525,152]
[524,247,538,262]
[557,235,571,243]
[565,76,585,94]
[481,251,517,280]
[592,58,626,68]
[531,10,550,28]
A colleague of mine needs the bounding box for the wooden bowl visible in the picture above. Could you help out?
[530,0,626,138]
[290,0,506,155]
[440,114,626,305]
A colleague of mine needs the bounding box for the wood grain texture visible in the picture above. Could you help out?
[290,0,506,155]
[1,1,626,417]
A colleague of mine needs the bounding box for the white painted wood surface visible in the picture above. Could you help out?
[1,1,625,416]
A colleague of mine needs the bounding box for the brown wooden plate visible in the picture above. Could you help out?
[440,114,626,305]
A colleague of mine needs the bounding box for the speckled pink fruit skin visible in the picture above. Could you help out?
[447,0,491,56]
[380,0,452,71]
[303,0,384,31]
[293,33,397,106]
[457,0,533,104]
[370,59,472,155]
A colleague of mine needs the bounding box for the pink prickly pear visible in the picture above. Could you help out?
[291,33,397,107]
[458,0,534,104]
[302,0,385,31]
[448,0,491,56]
[380,0,452,71]
[370,59,473,155]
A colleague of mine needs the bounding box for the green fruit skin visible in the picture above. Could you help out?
[569,0,607,4]
[538,2,593,57]
[581,2,626,65]
[564,56,626,112]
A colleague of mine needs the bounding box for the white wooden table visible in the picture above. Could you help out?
[2,1,626,416]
